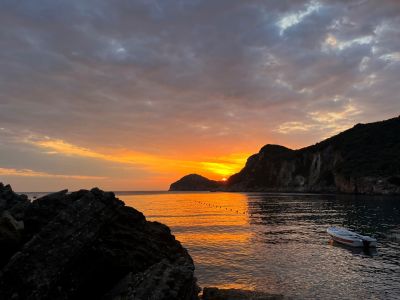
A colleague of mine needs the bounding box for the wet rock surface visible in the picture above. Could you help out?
[0,183,199,300]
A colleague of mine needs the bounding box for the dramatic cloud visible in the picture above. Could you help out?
[0,167,106,180]
[0,0,399,190]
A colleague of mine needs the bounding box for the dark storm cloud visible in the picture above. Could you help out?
[1,0,400,189]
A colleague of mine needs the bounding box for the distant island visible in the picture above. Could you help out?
[169,174,225,191]
[170,116,400,194]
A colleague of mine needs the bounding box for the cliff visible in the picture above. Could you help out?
[227,116,400,194]
[0,183,199,300]
[169,174,224,191]
[171,116,400,194]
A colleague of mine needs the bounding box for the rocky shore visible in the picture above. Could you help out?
[0,182,199,299]
[0,183,285,300]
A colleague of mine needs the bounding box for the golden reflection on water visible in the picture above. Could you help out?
[121,192,252,290]
[119,192,400,299]
[122,192,250,241]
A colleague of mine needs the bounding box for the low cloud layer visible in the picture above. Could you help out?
[1,0,399,190]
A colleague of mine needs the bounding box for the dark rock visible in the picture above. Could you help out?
[0,183,29,220]
[105,259,199,300]
[0,211,24,268]
[0,184,30,267]
[170,174,224,191]
[0,184,199,300]
[202,287,284,300]
[23,189,70,239]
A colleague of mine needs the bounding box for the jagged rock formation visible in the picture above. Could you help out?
[0,182,29,220]
[228,116,400,194]
[169,174,224,191]
[0,183,30,267]
[0,183,199,300]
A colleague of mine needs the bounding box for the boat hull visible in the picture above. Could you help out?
[327,227,377,248]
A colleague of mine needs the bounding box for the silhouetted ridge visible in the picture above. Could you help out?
[169,174,224,191]
[172,116,400,194]
[227,116,400,194]
[259,144,294,155]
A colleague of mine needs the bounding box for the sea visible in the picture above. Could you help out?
[25,191,400,299]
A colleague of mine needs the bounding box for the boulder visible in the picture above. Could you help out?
[0,184,30,267]
[0,185,199,300]
[0,183,29,220]
[0,211,24,268]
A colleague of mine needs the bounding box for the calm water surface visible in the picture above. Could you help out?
[118,191,400,299]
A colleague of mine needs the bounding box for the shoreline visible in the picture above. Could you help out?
[2,183,286,299]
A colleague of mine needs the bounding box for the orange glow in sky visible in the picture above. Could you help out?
[2,1,396,191]
[5,134,251,190]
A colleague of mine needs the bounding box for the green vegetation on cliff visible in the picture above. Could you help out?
[172,116,400,194]
[227,116,400,194]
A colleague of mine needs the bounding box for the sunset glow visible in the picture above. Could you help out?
[1,1,399,191]
[17,134,249,190]
[1,2,399,300]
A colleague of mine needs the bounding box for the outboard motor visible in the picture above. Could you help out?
[362,239,370,248]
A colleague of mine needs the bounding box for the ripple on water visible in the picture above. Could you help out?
[120,192,400,300]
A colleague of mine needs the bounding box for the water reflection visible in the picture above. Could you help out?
[120,192,400,299]
[328,239,379,257]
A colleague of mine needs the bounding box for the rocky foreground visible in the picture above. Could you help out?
[0,183,285,300]
[0,182,199,299]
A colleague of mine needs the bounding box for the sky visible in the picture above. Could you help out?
[0,0,399,191]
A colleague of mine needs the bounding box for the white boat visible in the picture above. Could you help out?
[327,227,377,248]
